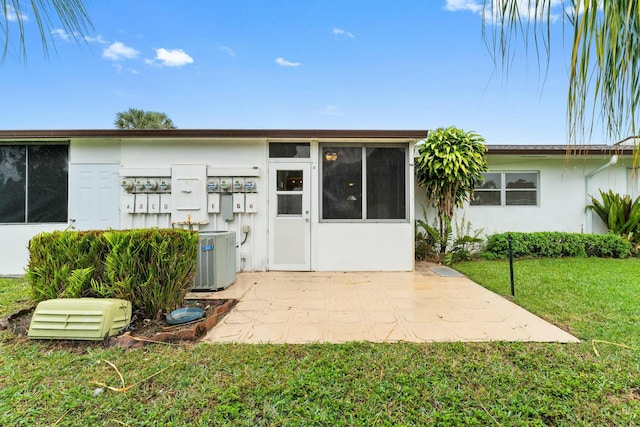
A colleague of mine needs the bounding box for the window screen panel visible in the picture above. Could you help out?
[0,146,26,222]
[322,147,362,219]
[366,147,405,219]
[27,145,68,222]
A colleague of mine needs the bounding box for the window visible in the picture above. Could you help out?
[321,145,407,221]
[269,142,310,158]
[0,144,69,223]
[276,170,303,215]
[472,171,538,206]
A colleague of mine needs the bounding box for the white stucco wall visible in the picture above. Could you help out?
[415,153,632,238]
[314,223,414,271]
[0,224,67,275]
[118,138,269,272]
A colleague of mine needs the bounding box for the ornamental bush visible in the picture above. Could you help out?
[484,232,631,259]
[26,229,198,318]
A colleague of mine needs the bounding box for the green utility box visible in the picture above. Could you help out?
[28,298,132,341]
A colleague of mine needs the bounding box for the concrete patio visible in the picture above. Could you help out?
[196,264,579,344]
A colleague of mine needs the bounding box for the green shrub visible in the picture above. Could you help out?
[587,189,640,245]
[26,229,198,318]
[484,232,631,259]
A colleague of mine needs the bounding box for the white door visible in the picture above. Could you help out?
[268,162,311,270]
[69,163,120,230]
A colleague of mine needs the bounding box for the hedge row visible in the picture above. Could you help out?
[26,229,198,318]
[484,232,632,259]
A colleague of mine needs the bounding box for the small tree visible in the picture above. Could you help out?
[114,108,176,129]
[415,126,487,256]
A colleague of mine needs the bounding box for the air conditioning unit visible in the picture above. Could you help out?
[193,231,237,291]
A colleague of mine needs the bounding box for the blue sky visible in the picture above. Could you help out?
[1,0,585,145]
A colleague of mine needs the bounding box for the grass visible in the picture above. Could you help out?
[2,263,640,425]
[454,258,640,346]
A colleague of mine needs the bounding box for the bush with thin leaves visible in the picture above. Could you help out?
[587,189,640,246]
[26,229,198,318]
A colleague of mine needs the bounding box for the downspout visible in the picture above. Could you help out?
[585,155,618,233]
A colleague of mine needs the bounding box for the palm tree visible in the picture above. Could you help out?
[1,0,93,62]
[482,1,640,144]
[114,108,177,130]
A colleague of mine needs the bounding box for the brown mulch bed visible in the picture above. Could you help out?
[1,298,236,350]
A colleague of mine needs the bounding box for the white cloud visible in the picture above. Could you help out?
[51,29,71,42]
[332,28,354,38]
[444,0,566,22]
[102,42,139,61]
[219,46,236,57]
[275,57,301,67]
[444,0,483,14]
[6,5,28,22]
[150,48,194,67]
[84,34,108,44]
[52,29,108,44]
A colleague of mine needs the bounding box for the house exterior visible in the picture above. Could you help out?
[1,129,637,276]
[415,143,637,238]
[0,129,426,275]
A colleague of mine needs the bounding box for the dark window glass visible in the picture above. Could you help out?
[506,173,537,189]
[269,143,310,158]
[28,146,68,222]
[506,191,537,205]
[477,173,501,189]
[276,170,303,191]
[366,148,405,219]
[277,195,302,215]
[0,146,26,222]
[322,147,362,219]
[471,191,501,206]
[472,173,503,206]
[0,144,68,223]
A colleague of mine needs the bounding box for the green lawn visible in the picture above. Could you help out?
[2,261,640,426]
[454,257,640,346]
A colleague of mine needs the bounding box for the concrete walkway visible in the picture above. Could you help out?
[197,265,579,344]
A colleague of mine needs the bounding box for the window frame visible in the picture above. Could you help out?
[319,143,410,223]
[0,143,69,224]
[471,171,539,207]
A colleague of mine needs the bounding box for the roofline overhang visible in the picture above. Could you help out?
[0,129,429,140]
[486,144,635,155]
